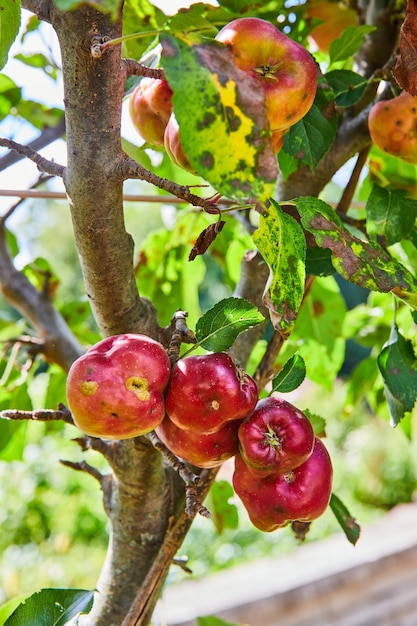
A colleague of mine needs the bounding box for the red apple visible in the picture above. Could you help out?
[215,17,317,134]
[129,77,173,146]
[156,415,241,468]
[164,113,197,173]
[165,352,258,434]
[66,334,171,440]
[233,437,333,532]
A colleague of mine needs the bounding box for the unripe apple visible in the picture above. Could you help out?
[129,77,173,146]
[306,1,357,53]
[66,334,171,440]
[164,113,197,173]
[215,17,317,134]
[368,91,417,163]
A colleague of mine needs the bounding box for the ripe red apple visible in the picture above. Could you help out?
[66,334,171,440]
[215,17,317,134]
[129,77,173,146]
[368,91,417,163]
[233,437,333,532]
[237,397,315,476]
[156,414,241,468]
[306,1,357,53]
[165,352,258,434]
[164,113,197,173]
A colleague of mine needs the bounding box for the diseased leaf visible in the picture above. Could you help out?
[272,354,306,393]
[393,0,417,95]
[377,322,417,426]
[207,480,238,534]
[160,34,278,204]
[366,184,417,246]
[294,196,417,309]
[330,493,361,545]
[253,199,306,333]
[4,588,94,626]
[122,0,165,61]
[195,297,265,352]
[0,0,21,71]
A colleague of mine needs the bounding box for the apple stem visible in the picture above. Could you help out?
[166,310,196,364]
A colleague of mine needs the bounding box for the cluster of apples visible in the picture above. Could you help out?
[129,17,318,170]
[66,333,333,532]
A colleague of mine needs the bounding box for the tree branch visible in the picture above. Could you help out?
[121,59,164,79]
[0,137,65,178]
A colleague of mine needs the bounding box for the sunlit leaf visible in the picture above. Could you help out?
[4,588,94,626]
[0,74,21,121]
[253,199,306,333]
[207,480,238,534]
[0,0,21,71]
[303,409,327,437]
[54,0,121,19]
[122,0,165,61]
[160,34,278,204]
[366,184,417,246]
[377,322,417,426]
[329,493,361,545]
[272,353,306,393]
[195,297,265,352]
[197,616,246,626]
[329,24,376,66]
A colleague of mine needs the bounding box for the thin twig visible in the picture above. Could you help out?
[147,431,200,487]
[0,138,65,178]
[60,459,106,485]
[0,404,74,425]
[166,310,196,364]
[122,59,164,79]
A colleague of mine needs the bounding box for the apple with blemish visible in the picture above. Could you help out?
[216,17,317,134]
[66,334,170,439]
[368,91,417,163]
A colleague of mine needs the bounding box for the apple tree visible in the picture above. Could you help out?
[1,0,417,624]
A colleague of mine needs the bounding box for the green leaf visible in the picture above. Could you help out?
[15,100,64,130]
[281,81,337,173]
[325,69,368,107]
[195,297,265,352]
[197,616,246,626]
[14,53,58,80]
[329,493,361,545]
[0,74,21,121]
[303,409,327,438]
[305,245,334,277]
[122,0,165,61]
[271,353,306,393]
[253,199,306,333]
[366,184,417,246]
[54,0,121,19]
[160,34,278,204]
[207,480,239,534]
[4,588,94,626]
[329,24,376,66]
[294,196,417,309]
[377,322,417,426]
[166,4,218,37]
[0,0,21,71]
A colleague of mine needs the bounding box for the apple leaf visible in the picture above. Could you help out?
[253,199,306,333]
[0,75,21,122]
[195,297,265,352]
[4,588,94,626]
[122,0,165,62]
[207,480,239,534]
[328,24,376,66]
[281,80,337,173]
[366,184,417,246]
[303,409,327,438]
[197,617,245,626]
[54,0,121,18]
[271,353,306,393]
[329,493,361,546]
[294,196,417,310]
[160,34,278,205]
[377,322,417,426]
[0,0,21,71]
[325,69,368,107]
